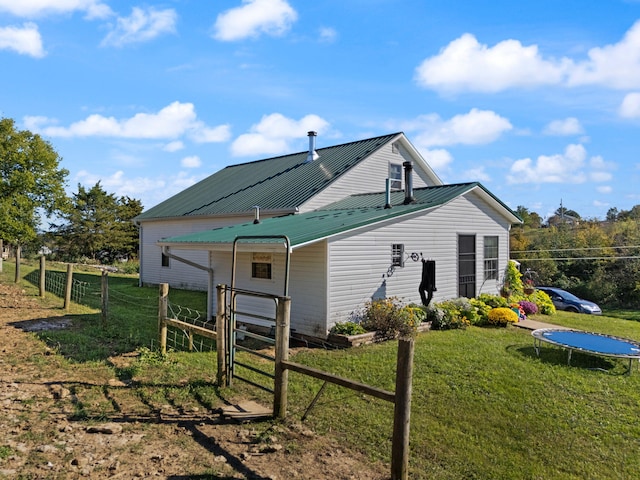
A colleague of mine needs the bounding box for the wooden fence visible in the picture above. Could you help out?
[158,282,415,480]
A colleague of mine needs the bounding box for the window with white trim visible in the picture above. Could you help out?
[389,163,402,190]
[392,244,405,267]
[483,236,498,280]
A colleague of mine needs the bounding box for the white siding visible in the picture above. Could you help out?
[289,242,328,337]
[299,141,437,212]
[139,214,253,289]
[208,245,327,337]
[326,191,512,324]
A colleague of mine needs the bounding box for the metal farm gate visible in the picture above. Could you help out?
[223,236,291,393]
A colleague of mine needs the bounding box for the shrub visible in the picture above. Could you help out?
[487,307,519,326]
[361,298,421,339]
[518,300,538,315]
[478,293,508,309]
[532,290,556,315]
[330,321,366,336]
[427,298,472,330]
[118,260,140,275]
[470,298,492,325]
[502,260,524,296]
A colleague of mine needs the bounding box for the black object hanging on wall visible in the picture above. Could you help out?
[419,259,437,306]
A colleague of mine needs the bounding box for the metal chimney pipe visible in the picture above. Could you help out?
[253,205,260,224]
[385,178,392,209]
[305,131,319,163]
[403,161,415,204]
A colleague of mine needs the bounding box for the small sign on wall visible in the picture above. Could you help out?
[252,252,272,263]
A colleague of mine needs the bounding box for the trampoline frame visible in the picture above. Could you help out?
[532,328,640,375]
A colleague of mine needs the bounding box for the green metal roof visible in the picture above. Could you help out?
[136,132,401,221]
[159,182,518,249]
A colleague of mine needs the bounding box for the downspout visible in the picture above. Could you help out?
[161,246,214,323]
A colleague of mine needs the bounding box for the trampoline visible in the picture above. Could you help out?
[532,328,640,374]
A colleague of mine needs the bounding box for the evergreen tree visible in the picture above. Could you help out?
[52,182,142,262]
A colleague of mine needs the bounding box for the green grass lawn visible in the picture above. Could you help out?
[3,259,640,479]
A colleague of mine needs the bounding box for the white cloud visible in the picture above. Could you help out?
[591,171,612,182]
[101,7,177,47]
[76,169,165,198]
[181,156,201,168]
[213,0,297,41]
[415,20,640,93]
[420,148,453,171]
[0,22,45,57]
[543,117,584,136]
[189,124,232,143]
[0,0,112,19]
[163,140,184,152]
[25,102,230,143]
[507,144,588,184]
[462,167,491,183]
[568,20,640,89]
[231,113,329,156]
[596,186,612,193]
[590,155,616,171]
[415,33,568,93]
[401,109,512,147]
[74,169,201,208]
[319,27,337,43]
[619,92,640,118]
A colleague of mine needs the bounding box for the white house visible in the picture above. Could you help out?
[135,132,520,339]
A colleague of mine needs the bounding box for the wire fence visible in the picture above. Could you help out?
[24,263,212,354]
[24,269,96,304]
[164,300,216,353]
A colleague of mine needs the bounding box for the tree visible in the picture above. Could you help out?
[515,205,542,229]
[0,118,68,281]
[52,182,142,262]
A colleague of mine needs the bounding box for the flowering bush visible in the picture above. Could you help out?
[518,300,538,315]
[360,298,422,338]
[426,299,471,330]
[487,307,519,326]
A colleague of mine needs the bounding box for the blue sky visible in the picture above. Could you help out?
[1,0,640,221]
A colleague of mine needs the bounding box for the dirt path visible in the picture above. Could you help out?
[0,280,388,479]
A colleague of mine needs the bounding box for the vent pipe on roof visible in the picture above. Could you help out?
[253,205,260,224]
[385,178,392,209]
[305,131,319,163]
[403,161,415,204]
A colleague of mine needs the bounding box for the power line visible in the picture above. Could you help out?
[512,245,640,254]
[513,256,640,261]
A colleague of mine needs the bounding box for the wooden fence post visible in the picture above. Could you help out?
[216,284,227,386]
[158,283,169,354]
[391,337,415,480]
[273,295,291,419]
[63,263,73,310]
[101,270,109,328]
[14,245,21,283]
[39,255,46,298]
